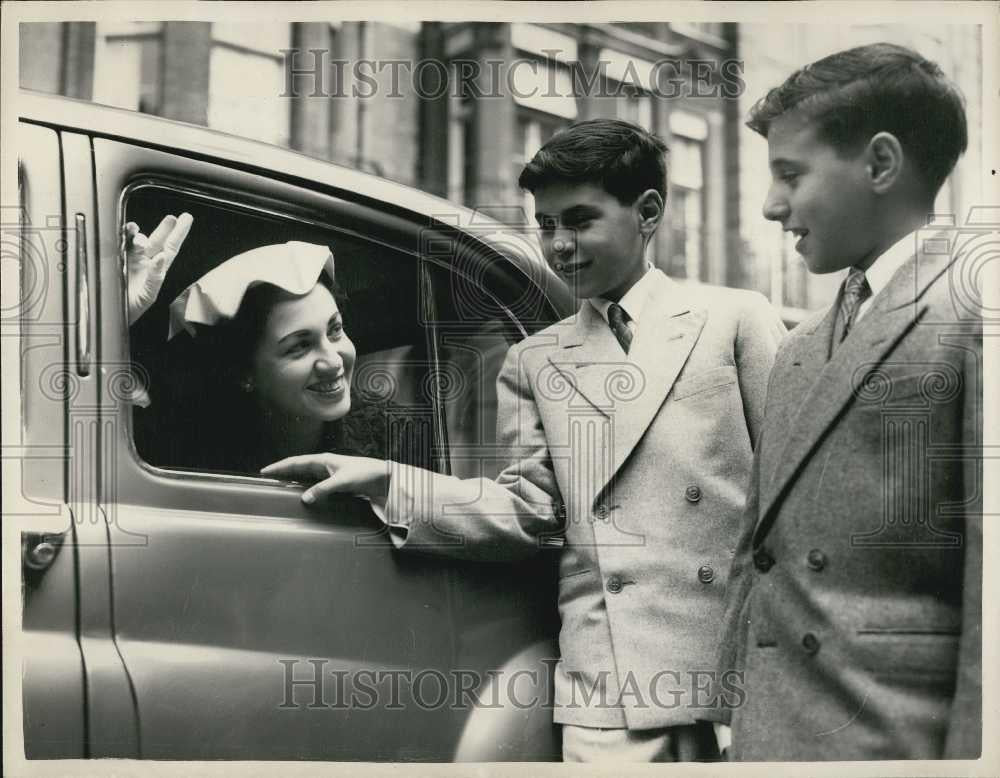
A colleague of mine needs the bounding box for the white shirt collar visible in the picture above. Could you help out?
[588,263,656,324]
[863,230,920,301]
[855,228,929,322]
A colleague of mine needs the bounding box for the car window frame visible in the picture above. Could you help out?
[117,175,536,489]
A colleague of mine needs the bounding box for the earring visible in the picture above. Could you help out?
[241,379,254,393]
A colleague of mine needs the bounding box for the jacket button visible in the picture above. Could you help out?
[697,565,715,583]
[595,504,609,521]
[685,485,702,503]
[606,575,623,594]
[806,549,826,571]
[801,632,820,654]
[753,549,774,572]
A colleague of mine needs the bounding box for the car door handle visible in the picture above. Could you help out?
[75,212,91,377]
[22,530,66,578]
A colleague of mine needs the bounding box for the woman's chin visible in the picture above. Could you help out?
[312,393,351,422]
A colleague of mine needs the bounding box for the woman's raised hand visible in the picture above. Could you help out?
[125,213,193,325]
[261,453,390,504]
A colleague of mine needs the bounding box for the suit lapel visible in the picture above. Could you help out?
[615,279,705,474]
[754,251,950,544]
[545,272,704,501]
[545,303,626,418]
[756,305,835,498]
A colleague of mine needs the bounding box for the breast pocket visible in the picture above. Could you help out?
[671,365,738,401]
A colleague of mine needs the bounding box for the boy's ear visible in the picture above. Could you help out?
[865,132,904,194]
[636,189,664,234]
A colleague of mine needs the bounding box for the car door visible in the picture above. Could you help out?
[18,123,140,759]
[80,133,560,760]
[16,121,87,760]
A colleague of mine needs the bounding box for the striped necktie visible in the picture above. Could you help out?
[607,303,633,354]
[834,267,871,348]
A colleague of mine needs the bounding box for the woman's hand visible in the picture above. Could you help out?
[126,213,193,325]
[261,454,390,503]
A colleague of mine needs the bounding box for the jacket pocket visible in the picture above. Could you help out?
[672,365,738,401]
[854,369,961,409]
[855,628,960,681]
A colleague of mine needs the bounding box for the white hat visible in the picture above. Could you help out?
[168,241,335,340]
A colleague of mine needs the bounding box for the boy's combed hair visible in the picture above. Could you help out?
[747,42,967,195]
[518,119,668,204]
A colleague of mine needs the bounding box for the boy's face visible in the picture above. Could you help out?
[533,182,656,301]
[762,111,879,274]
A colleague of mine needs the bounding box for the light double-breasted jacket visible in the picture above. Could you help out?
[386,270,786,729]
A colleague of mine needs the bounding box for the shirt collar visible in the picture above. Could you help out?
[588,263,656,324]
[860,229,921,300]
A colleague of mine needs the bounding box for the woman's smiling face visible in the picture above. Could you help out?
[250,282,355,424]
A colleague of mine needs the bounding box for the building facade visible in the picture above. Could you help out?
[20,19,984,318]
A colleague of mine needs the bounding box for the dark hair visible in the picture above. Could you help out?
[517,118,668,204]
[747,42,967,196]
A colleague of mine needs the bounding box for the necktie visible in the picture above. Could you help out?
[834,267,871,347]
[607,303,633,354]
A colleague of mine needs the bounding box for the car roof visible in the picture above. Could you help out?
[18,89,575,316]
[18,90,467,218]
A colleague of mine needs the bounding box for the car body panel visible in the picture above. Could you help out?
[17,122,85,760]
[60,131,143,758]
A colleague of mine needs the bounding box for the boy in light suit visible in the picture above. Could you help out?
[266,119,786,761]
[709,43,982,760]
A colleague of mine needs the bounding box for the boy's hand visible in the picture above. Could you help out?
[261,454,390,504]
[125,213,193,325]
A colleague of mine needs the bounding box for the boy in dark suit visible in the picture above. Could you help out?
[266,119,786,761]
[710,43,982,760]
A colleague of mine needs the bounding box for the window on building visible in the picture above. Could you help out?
[600,49,656,132]
[613,23,663,40]
[207,23,293,147]
[513,110,569,223]
[482,41,577,221]
[667,112,708,281]
[91,22,163,113]
[510,23,578,65]
[669,22,728,47]
[615,83,653,132]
